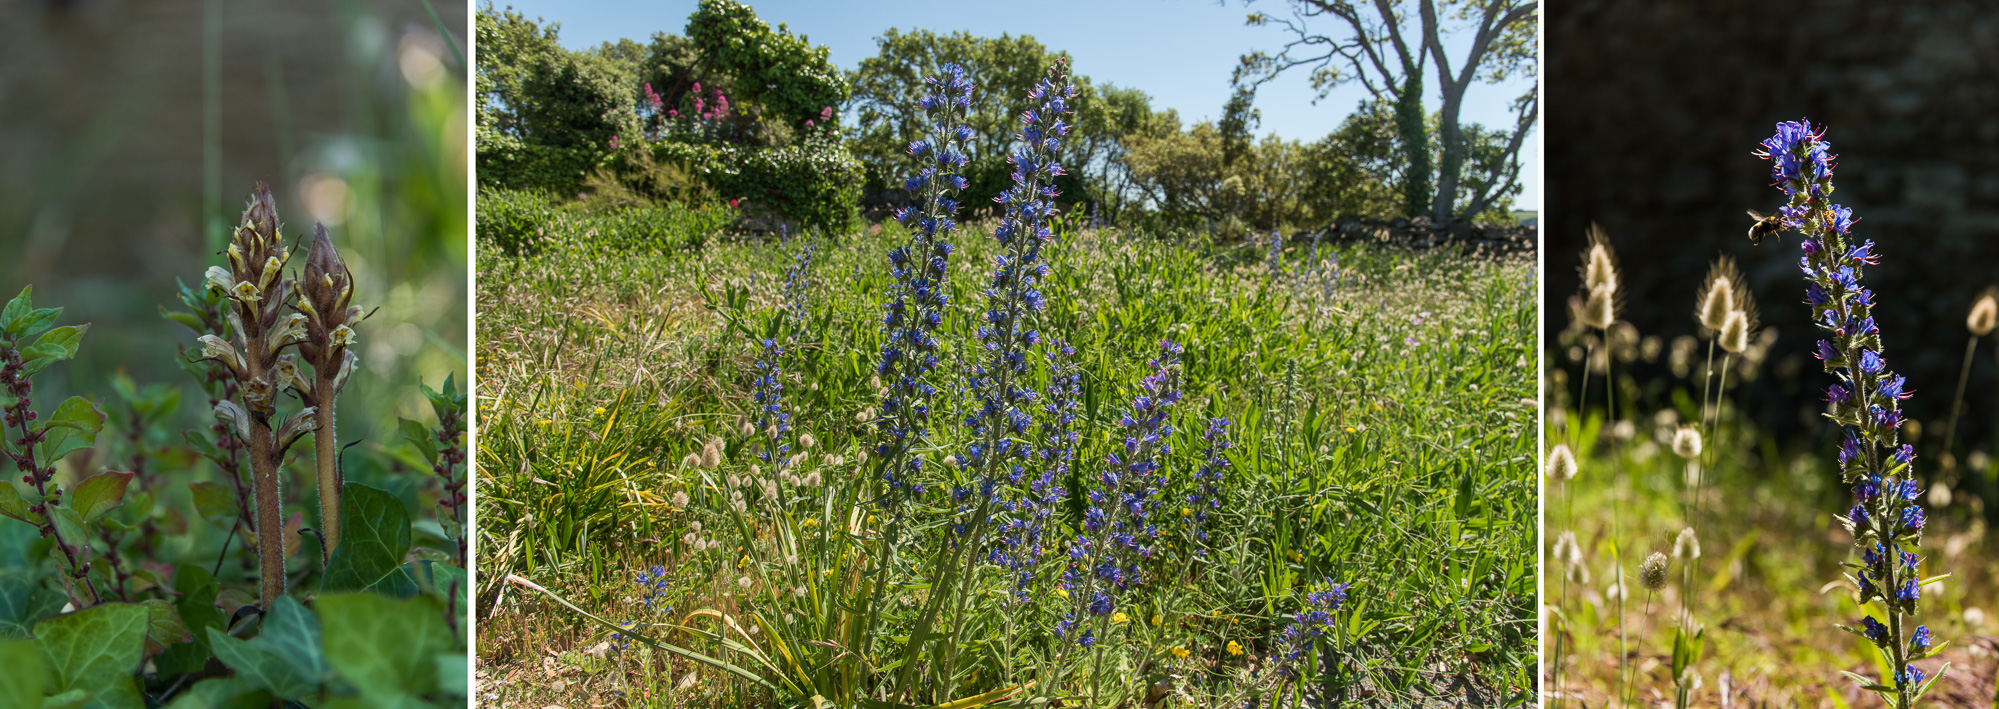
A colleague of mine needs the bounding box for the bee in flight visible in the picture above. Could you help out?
[1745,209,1784,246]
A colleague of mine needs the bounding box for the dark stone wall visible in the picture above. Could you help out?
[1548,0,1999,447]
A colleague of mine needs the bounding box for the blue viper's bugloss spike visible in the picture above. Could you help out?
[1758,119,1937,699]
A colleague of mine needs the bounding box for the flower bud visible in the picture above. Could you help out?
[1970,289,1997,336]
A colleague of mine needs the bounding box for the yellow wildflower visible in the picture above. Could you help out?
[1180,506,1191,517]
[1057,588,1070,599]
[1345,426,1356,434]
[1226,640,1243,656]
[801,518,819,528]
[1171,646,1190,659]
[594,407,606,415]
[1113,612,1130,624]
[1288,549,1302,562]
[1150,614,1162,627]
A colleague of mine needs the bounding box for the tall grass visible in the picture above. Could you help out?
[475,202,1537,706]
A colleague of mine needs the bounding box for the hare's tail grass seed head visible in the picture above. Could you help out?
[1547,443,1577,481]
[1970,287,1997,336]
[1580,222,1621,329]
[1756,119,1943,702]
[1697,255,1752,336]
[1640,552,1669,592]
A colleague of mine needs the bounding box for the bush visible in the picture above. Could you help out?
[476,188,563,257]
[636,140,860,232]
[476,136,599,198]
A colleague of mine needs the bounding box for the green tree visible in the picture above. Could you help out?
[848,30,1151,217]
[1234,0,1536,222]
[517,51,640,151]
[685,0,849,129]
[474,3,564,142]
[1123,114,1321,234]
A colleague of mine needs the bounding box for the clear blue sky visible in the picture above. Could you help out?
[487,0,1541,211]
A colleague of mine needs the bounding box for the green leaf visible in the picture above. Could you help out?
[47,508,88,556]
[0,570,64,637]
[321,483,411,591]
[1,286,32,334]
[37,397,105,463]
[188,482,235,522]
[70,473,132,524]
[0,483,30,523]
[33,602,149,709]
[154,566,222,676]
[206,612,324,703]
[318,593,455,700]
[435,653,468,697]
[181,433,228,469]
[366,564,421,598]
[161,677,271,709]
[0,637,46,706]
[138,599,191,659]
[398,419,438,464]
[21,325,88,363]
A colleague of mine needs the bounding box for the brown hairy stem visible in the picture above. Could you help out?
[298,223,359,561]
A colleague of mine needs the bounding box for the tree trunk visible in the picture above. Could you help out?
[1394,72,1432,219]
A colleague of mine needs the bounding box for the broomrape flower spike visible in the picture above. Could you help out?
[197,184,331,611]
[1756,120,1944,705]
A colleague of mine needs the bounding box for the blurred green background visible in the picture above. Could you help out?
[0,0,468,444]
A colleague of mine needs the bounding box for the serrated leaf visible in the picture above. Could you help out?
[21,325,88,363]
[318,593,455,700]
[188,481,234,522]
[37,397,105,463]
[321,483,410,591]
[0,570,65,637]
[0,637,45,708]
[138,599,190,659]
[33,602,149,709]
[70,473,132,524]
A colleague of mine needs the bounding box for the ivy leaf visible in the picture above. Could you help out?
[37,397,105,464]
[160,677,271,709]
[70,473,133,524]
[0,637,45,708]
[154,566,221,676]
[138,599,191,659]
[33,602,149,709]
[206,598,326,704]
[0,570,63,638]
[320,483,410,592]
[318,593,455,701]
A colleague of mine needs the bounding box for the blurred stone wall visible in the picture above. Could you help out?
[1547,0,1999,449]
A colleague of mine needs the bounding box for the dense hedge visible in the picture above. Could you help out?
[479,138,859,232]
[634,141,861,231]
[476,136,600,199]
